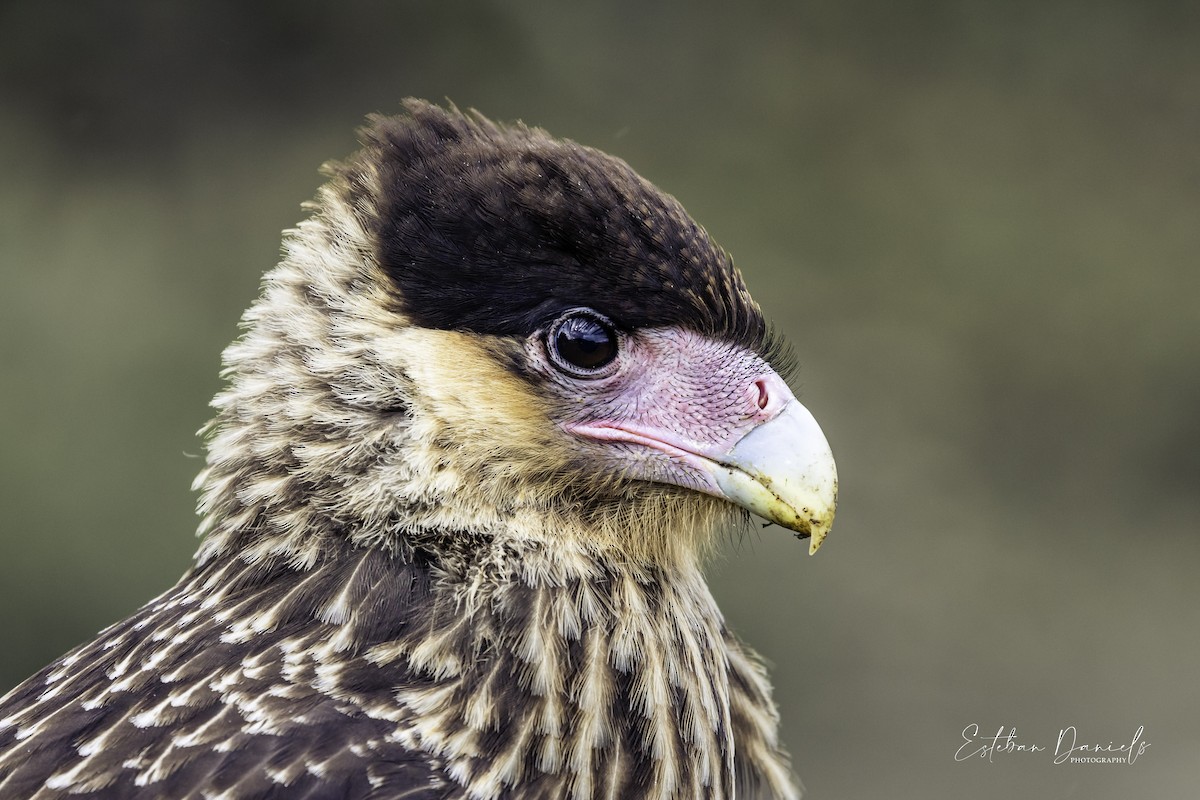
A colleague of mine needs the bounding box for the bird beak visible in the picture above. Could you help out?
[705,400,837,554]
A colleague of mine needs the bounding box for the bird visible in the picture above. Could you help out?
[0,100,836,799]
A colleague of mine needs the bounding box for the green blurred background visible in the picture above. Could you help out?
[2,1,1197,797]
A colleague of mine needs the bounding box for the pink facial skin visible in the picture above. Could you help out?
[528,325,797,498]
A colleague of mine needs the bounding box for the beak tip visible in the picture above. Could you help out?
[714,399,838,554]
[806,520,832,555]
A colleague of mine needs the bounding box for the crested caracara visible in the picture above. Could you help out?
[0,100,837,800]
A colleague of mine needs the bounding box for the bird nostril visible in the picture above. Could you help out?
[753,379,770,411]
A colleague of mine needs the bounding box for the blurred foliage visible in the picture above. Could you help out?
[1,1,1198,797]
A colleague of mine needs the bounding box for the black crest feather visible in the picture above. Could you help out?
[340,100,772,354]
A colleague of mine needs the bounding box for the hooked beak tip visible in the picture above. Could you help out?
[712,400,838,553]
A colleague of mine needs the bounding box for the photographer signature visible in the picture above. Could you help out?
[954,724,1150,764]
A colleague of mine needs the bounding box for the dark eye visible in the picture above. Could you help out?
[547,309,619,376]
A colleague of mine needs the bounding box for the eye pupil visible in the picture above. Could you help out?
[549,311,618,374]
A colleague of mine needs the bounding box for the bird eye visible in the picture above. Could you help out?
[547,309,619,376]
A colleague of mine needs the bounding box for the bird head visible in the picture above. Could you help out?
[195,101,836,571]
